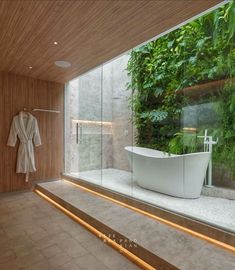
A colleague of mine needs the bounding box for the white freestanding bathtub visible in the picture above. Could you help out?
[125,146,211,199]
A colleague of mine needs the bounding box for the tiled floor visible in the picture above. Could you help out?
[70,168,235,232]
[0,191,140,270]
[38,180,235,270]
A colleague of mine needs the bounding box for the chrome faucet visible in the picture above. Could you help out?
[198,129,218,187]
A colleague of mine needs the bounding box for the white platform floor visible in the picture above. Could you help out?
[69,168,235,233]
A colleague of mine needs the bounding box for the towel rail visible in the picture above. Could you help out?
[33,109,60,114]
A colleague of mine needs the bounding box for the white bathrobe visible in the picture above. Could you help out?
[7,112,42,179]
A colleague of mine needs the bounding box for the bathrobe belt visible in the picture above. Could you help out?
[21,139,32,182]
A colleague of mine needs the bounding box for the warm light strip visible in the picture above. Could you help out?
[182,127,197,132]
[72,119,112,126]
[34,189,156,270]
[63,179,235,254]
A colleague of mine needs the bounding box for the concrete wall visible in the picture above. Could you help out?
[110,55,133,171]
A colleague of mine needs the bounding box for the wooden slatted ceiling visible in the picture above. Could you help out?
[0,0,224,83]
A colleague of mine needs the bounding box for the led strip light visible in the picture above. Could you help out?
[34,189,156,270]
[72,119,112,126]
[63,179,235,254]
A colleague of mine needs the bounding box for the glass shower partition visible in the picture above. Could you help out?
[65,57,133,194]
[65,67,103,185]
[101,54,134,197]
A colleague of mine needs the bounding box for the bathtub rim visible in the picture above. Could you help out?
[124,146,211,159]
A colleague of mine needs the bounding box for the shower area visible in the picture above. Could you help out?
[65,55,135,196]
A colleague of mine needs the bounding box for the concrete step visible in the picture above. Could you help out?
[62,173,235,246]
[35,180,235,270]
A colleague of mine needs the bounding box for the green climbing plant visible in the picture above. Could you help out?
[127,1,235,152]
[127,1,235,179]
[213,81,235,177]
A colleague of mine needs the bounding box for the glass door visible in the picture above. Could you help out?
[101,55,134,196]
[65,67,102,185]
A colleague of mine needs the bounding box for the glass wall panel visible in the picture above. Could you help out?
[65,67,102,185]
[180,2,235,191]
[65,79,80,175]
[129,38,185,202]
[101,55,134,196]
[126,1,234,232]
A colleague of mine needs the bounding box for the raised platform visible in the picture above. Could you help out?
[65,169,235,233]
[35,180,235,270]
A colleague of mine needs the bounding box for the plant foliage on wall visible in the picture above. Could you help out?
[213,80,235,177]
[127,1,235,158]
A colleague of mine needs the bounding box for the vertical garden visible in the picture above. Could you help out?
[127,1,235,185]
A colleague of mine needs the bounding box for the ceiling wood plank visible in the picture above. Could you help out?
[0,0,224,83]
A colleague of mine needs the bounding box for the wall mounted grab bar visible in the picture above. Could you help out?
[76,123,79,144]
[79,124,83,142]
[76,123,83,144]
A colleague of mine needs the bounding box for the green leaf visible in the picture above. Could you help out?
[154,87,164,97]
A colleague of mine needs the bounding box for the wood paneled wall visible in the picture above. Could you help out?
[0,72,64,192]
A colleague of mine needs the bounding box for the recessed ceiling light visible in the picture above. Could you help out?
[29,66,33,69]
[54,60,71,68]
[54,41,58,45]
